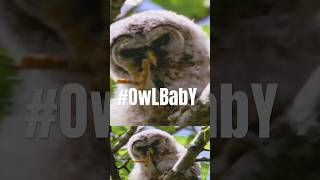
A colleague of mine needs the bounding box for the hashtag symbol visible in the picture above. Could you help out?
[26,89,57,139]
[118,89,128,105]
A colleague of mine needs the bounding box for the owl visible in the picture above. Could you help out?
[127,129,201,180]
[110,10,210,125]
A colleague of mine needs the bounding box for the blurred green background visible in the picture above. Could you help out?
[0,49,15,119]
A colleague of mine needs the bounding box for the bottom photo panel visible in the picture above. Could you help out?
[110,126,211,180]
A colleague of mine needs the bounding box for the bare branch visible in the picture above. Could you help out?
[169,83,210,126]
[195,157,210,162]
[288,66,320,137]
[112,126,138,154]
[163,126,211,180]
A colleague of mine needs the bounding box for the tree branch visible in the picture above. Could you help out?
[112,126,138,154]
[108,128,121,180]
[195,157,210,162]
[163,126,211,180]
[169,83,210,126]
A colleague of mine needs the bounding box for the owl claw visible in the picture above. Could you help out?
[134,149,153,166]
[20,54,67,69]
[116,79,132,84]
[117,50,157,89]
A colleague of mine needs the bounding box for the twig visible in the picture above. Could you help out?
[112,126,138,154]
[168,83,210,126]
[195,157,210,162]
[163,126,211,179]
[108,128,121,180]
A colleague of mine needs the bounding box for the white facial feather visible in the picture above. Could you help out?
[127,129,201,179]
[110,10,210,125]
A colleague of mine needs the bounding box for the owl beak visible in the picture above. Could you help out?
[146,50,157,67]
[116,50,157,89]
[148,147,154,155]
[134,147,154,166]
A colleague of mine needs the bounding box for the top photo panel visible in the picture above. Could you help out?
[110,0,211,126]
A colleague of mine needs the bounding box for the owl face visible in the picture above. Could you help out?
[128,129,178,160]
[110,10,210,92]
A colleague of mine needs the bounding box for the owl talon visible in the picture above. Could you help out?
[116,79,132,84]
[21,54,67,69]
[134,149,153,166]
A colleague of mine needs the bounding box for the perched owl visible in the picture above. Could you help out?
[127,129,201,180]
[110,10,210,125]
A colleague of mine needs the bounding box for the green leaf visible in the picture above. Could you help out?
[0,49,15,119]
[204,142,210,150]
[201,162,209,179]
[174,136,188,146]
[152,0,209,20]
[110,78,115,95]
[112,126,129,135]
[119,168,129,180]
[118,148,128,156]
[202,24,211,37]
[175,135,196,146]
[154,126,177,134]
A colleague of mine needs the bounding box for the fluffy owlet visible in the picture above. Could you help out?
[110,10,210,125]
[127,129,201,180]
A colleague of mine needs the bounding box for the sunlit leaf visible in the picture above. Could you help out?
[202,24,211,37]
[0,49,15,119]
[152,0,209,20]
[175,136,189,146]
[110,79,115,95]
[112,126,129,135]
[201,162,209,179]
[154,126,177,134]
[118,148,128,156]
[204,142,210,150]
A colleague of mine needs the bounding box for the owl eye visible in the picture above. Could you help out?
[135,145,148,152]
[151,33,171,48]
[120,47,146,60]
[151,139,161,146]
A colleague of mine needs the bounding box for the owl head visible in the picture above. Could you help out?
[110,10,210,93]
[127,129,183,161]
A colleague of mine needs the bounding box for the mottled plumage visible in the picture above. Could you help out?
[110,10,210,125]
[127,129,201,180]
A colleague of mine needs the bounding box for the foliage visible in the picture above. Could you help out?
[202,24,211,37]
[110,78,115,95]
[152,0,210,20]
[0,49,15,119]
[111,126,210,180]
